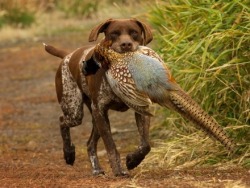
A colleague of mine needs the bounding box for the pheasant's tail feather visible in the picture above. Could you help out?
[165,90,236,153]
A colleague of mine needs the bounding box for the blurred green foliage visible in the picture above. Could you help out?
[1,8,35,28]
[55,0,99,18]
[0,0,99,28]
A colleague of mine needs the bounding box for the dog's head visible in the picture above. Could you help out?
[89,18,153,53]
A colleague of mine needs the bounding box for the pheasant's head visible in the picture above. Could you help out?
[94,40,124,69]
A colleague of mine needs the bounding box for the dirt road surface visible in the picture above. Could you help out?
[0,34,249,187]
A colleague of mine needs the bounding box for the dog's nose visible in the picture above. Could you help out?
[121,42,132,52]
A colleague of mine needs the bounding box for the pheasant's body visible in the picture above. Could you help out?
[94,43,236,152]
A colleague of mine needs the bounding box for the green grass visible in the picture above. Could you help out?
[144,0,250,169]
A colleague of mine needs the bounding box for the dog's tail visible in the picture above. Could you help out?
[43,43,68,59]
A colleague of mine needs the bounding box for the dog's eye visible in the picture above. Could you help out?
[130,30,139,40]
[109,31,120,40]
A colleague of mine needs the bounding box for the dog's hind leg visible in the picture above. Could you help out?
[59,116,80,165]
[58,55,84,165]
[59,101,83,165]
[126,113,151,170]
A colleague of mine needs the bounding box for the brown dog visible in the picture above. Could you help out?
[44,18,153,176]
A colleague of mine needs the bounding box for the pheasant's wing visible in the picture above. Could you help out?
[106,70,152,106]
[106,70,153,116]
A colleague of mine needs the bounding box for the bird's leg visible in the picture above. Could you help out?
[126,113,151,170]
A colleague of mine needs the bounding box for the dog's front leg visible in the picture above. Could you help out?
[92,104,128,177]
[87,123,105,175]
[126,113,151,170]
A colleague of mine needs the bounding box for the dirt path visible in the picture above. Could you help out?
[0,34,249,188]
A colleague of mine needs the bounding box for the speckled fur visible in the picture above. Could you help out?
[55,46,132,176]
[60,53,83,127]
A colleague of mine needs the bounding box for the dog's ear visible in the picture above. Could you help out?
[89,19,113,42]
[133,19,153,45]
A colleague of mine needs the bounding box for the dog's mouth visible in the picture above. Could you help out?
[106,40,139,54]
[120,49,136,53]
[114,46,138,53]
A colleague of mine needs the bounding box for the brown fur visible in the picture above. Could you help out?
[44,18,153,176]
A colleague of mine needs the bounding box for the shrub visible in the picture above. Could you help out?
[2,8,35,28]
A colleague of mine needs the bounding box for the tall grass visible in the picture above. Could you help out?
[144,0,250,169]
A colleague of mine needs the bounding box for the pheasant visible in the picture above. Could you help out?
[94,41,236,153]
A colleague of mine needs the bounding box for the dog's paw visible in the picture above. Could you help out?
[126,153,145,170]
[92,169,105,176]
[63,144,75,165]
[114,170,130,177]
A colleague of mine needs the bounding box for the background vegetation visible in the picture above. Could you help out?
[0,0,249,170]
[0,0,149,44]
[143,0,250,169]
